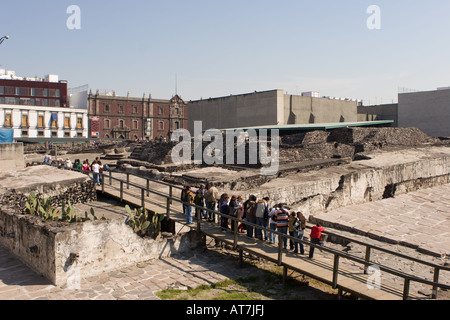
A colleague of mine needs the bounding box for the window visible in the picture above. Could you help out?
[38,115,44,128]
[4,113,12,127]
[21,130,29,137]
[37,131,44,137]
[174,121,180,130]
[104,119,110,129]
[43,89,48,97]
[158,106,164,115]
[31,88,35,96]
[56,89,60,98]
[64,116,71,128]
[158,121,164,131]
[15,87,20,95]
[119,104,124,113]
[0,86,4,94]
[132,120,138,130]
[104,103,110,113]
[21,114,28,128]
[119,120,124,129]
[133,105,138,114]
[77,118,83,129]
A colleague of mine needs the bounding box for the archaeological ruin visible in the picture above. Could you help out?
[1,126,450,298]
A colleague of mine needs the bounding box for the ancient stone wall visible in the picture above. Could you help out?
[0,208,203,286]
[0,180,97,214]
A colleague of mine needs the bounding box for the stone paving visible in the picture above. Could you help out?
[311,183,450,258]
[0,245,261,300]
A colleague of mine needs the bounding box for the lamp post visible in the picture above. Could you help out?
[0,35,9,46]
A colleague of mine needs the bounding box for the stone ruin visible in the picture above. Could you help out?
[120,126,449,186]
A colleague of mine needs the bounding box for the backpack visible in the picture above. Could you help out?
[255,201,266,218]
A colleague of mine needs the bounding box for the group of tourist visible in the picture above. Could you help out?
[43,155,109,186]
[180,183,326,258]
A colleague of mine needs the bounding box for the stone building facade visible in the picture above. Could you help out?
[88,91,187,141]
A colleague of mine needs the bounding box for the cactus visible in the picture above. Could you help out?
[125,205,154,237]
[24,192,106,224]
[151,213,166,239]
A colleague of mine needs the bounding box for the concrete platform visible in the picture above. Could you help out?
[311,183,450,258]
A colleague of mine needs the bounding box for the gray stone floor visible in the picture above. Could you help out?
[312,183,450,258]
[0,246,260,300]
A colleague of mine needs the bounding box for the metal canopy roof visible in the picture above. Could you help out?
[222,120,394,132]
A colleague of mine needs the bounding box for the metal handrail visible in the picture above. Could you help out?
[43,163,450,299]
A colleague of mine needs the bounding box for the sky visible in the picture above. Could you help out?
[1,0,450,104]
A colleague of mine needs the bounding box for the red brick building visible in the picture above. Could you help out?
[87,90,188,140]
[0,77,68,108]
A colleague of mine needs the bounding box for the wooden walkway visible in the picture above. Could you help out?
[94,171,437,300]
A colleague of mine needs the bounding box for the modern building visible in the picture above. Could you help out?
[356,87,450,138]
[87,91,188,140]
[357,103,398,127]
[187,89,360,134]
[398,87,450,137]
[0,70,88,139]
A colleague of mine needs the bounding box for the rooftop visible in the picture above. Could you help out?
[221,120,394,132]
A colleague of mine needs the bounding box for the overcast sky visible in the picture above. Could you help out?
[1,0,450,104]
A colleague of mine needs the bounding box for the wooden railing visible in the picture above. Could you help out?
[46,163,450,300]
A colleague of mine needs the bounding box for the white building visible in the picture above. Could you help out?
[0,69,89,139]
[0,104,88,139]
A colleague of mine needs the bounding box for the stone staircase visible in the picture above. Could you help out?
[129,142,145,160]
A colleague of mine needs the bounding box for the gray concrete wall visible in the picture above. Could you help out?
[188,90,360,134]
[0,143,25,171]
[398,89,450,137]
[284,95,358,124]
[357,104,398,127]
[188,90,283,134]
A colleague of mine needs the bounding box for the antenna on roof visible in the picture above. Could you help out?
[175,73,178,96]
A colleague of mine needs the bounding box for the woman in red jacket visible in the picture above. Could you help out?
[309,223,325,259]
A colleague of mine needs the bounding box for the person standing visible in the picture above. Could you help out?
[198,185,206,219]
[228,195,240,233]
[218,194,230,231]
[237,196,245,233]
[98,160,104,185]
[288,212,298,251]
[92,160,100,186]
[194,189,205,220]
[254,197,269,240]
[268,204,279,244]
[181,186,188,215]
[295,211,307,254]
[244,195,257,238]
[274,204,290,249]
[184,186,195,225]
[205,183,219,223]
[309,223,326,259]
